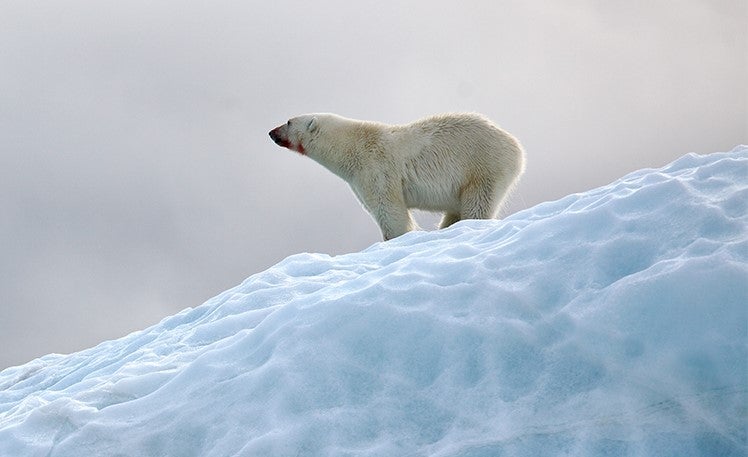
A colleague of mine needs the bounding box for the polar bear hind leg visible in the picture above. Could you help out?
[439,212,461,229]
[459,180,499,221]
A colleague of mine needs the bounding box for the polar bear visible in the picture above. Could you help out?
[269,113,525,241]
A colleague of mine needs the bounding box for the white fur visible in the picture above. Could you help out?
[269,113,525,240]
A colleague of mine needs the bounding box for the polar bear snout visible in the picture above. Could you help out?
[269,126,287,147]
[269,124,306,155]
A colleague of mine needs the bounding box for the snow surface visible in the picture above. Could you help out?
[1,146,747,457]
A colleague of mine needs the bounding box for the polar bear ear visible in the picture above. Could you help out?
[307,116,318,133]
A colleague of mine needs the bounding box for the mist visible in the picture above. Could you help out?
[1,0,745,369]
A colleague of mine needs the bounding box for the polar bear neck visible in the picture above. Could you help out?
[308,119,388,180]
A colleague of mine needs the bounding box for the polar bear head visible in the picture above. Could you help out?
[269,113,367,179]
[268,115,322,155]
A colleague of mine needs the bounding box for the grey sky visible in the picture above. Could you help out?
[1,0,746,370]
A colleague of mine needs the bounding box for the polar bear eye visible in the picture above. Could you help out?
[287,120,291,127]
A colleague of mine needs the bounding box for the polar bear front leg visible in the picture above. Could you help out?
[365,194,416,240]
[355,178,416,240]
[375,203,416,240]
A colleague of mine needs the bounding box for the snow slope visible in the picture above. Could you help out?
[1,146,746,457]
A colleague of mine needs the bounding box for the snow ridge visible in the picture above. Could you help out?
[1,146,746,456]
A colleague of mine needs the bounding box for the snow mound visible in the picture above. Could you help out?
[1,146,746,457]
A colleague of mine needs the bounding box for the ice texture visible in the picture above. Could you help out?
[1,146,746,456]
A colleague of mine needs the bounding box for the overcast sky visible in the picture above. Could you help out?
[1,0,745,370]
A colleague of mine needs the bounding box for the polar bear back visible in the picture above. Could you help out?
[391,113,524,213]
